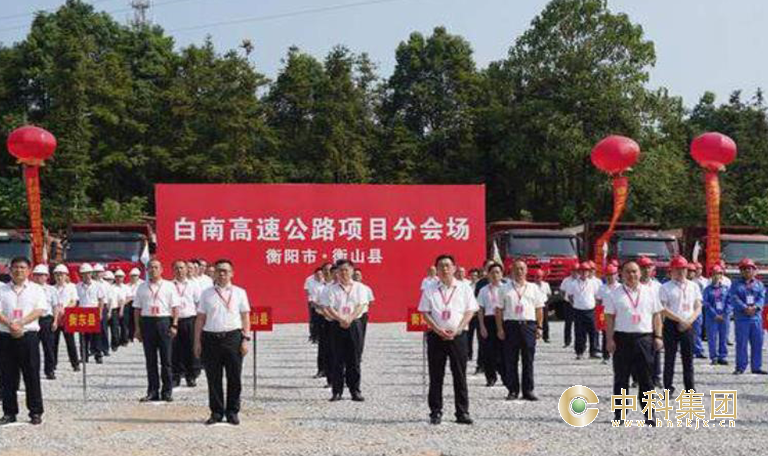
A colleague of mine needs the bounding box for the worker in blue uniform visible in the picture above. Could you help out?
[726,258,767,375]
[702,265,730,366]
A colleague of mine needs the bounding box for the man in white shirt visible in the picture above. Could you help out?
[596,264,621,363]
[91,263,112,358]
[604,261,664,425]
[476,263,505,387]
[103,271,122,353]
[31,265,59,380]
[171,260,202,388]
[113,269,129,347]
[306,267,325,345]
[194,259,251,425]
[76,263,106,364]
[0,257,47,425]
[318,259,369,403]
[571,262,601,360]
[639,256,663,388]
[496,260,545,401]
[560,267,578,348]
[53,264,80,371]
[313,264,334,384]
[134,259,180,402]
[418,254,478,425]
[689,262,708,359]
[660,256,702,395]
[532,269,552,343]
[123,268,143,344]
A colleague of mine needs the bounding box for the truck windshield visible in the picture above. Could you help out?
[66,240,143,262]
[507,236,577,257]
[721,241,768,264]
[0,241,32,264]
[617,239,675,261]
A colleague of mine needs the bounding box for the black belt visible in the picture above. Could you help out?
[203,330,241,339]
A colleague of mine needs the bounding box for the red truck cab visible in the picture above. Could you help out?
[64,223,154,282]
[683,226,768,285]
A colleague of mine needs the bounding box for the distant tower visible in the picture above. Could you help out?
[130,0,151,27]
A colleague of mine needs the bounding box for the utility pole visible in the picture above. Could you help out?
[130,0,151,27]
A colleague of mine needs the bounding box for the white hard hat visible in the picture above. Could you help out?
[114,269,125,277]
[93,263,105,273]
[103,270,115,280]
[32,264,50,275]
[53,264,69,274]
[79,263,93,274]
[129,268,141,276]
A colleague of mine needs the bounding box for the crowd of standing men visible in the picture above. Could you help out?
[0,256,254,426]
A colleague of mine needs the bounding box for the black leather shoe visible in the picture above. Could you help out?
[589,354,601,359]
[329,394,342,402]
[718,359,729,366]
[30,415,42,425]
[226,413,240,425]
[351,393,365,402]
[139,394,160,402]
[73,364,81,372]
[485,379,497,387]
[429,414,441,425]
[506,391,518,400]
[162,394,173,402]
[45,373,56,380]
[0,415,16,425]
[186,378,197,388]
[734,369,744,375]
[95,357,103,364]
[522,392,539,401]
[172,377,181,388]
[205,414,223,425]
[456,414,473,425]
[753,370,768,375]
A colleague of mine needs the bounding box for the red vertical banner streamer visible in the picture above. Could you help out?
[594,175,629,276]
[24,165,44,264]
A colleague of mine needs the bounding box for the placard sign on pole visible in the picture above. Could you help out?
[406,307,429,399]
[64,307,101,402]
[249,307,273,398]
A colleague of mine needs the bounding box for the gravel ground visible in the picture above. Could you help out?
[1,322,767,456]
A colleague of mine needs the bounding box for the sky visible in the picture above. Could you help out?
[0,0,765,107]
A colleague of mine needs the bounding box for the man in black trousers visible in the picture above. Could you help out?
[171,260,202,388]
[134,259,180,402]
[418,254,478,425]
[0,257,47,425]
[318,259,369,402]
[194,259,251,425]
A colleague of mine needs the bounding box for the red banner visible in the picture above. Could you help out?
[250,306,273,332]
[156,184,485,323]
[705,171,721,275]
[64,307,101,334]
[594,176,629,276]
[23,166,45,264]
[595,305,606,331]
[406,307,429,332]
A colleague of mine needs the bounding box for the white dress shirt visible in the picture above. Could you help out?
[134,279,180,317]
[418,279,478,332]
[0,280,47,333]
[198,284,251,332]
[604,283,662,333]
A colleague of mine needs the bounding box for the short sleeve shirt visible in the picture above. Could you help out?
[604,283,662,333]
[418,280,478,332]
[499,281,545,321]
[76,281,105,309]
[134,280,180,317]
[571,278,601,310]
[0,281,47,333]
[56,283,79,308]
[198,285,251,332]
[318,282,370,319]
[660,279,702,321]
[477,283,503,317]
[173,279,202,318]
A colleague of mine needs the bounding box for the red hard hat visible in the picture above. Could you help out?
[609,259,619,267]
[604,264,618,275]
[686,264,696,272]
[711,265,724,274]
[693,262,703,270]
[578,262,590,271]
[670,256,689,270]
[587,261,596,270]
[534,269,545,278]
[638,257,654,268]
[739,258,757,269]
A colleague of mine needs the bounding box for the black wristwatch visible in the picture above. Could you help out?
[242,333,251,342]
[170,324,178,329]
[654,334,663,340]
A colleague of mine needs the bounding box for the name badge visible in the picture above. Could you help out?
[341,307,351,315]
[514,305,524,315]
[150,306,160,316]
[715,299,723,310]
[682,303,691,313]
[631,314,641,325]
[12,309,23,319]
[441,310,451,321]
[747,295,755,305]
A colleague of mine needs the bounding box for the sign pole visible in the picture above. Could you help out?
[80,333,87,402]
[253,331,257,399]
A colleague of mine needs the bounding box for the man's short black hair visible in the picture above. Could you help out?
[434,254,456,267]
[215,259,233,268]
[335,259,355,269]
[10,257,31,267]
[487,262,504,273]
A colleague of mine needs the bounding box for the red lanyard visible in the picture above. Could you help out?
[439,285,457,309]
[622,285,641,311]
[215,287,233,310]
[175,281,187,298]
[578,279,588,293]
[677,281,687,304]
[513,282,527,303]
[489,284,499,306]
[149,282,162,306]
[12,283,26,301]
